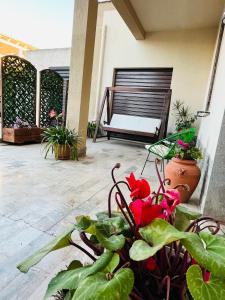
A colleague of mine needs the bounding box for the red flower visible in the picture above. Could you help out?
[49,109,57,118]
[146,257,157,271]
[160,189,180,216]
[177,139,190,149]
[129,198,163,227]
[126,172,151,199]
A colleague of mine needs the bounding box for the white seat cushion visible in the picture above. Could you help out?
[104,114,161,134]
[145,144,170,157]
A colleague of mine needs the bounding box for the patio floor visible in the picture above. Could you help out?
[0,137,201,299]
[0,138,164,300]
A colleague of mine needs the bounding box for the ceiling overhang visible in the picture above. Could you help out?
[111,0,145,40]
[111,0,225,40]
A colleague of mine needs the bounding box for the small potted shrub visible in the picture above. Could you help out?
[17,163,225,300]
[42,127,80,160]
[173,100,197,131]
[42,112,81,160]
[165,138,203,202]
[87,121,96,138]
[87,121,103,139]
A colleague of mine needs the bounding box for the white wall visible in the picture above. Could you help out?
[197,28,225,213]
[89,10,217,131]
[25,48,70,71]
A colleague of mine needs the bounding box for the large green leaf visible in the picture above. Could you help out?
[100,216,125,235]
[182,232,225,277]
[175,205,202,231]
[129,240,155,261]
[44,251,114,299]
[96,211,123,221]
[130,219,186,261]
[75,215,96,235]
[17,225,75,273]
[95,223,125,251]
[64,290,74,300]
[186,265,225,300]
[96,212,131,235]
[104,253,120,273]
[67,260,83,271]
[72,268,134,300]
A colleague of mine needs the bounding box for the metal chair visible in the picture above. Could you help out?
[141,128,196,176]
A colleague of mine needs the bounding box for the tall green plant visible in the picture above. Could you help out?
[173,100,197,131]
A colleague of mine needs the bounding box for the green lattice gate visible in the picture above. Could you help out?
[1,55,37,127]
[39,69,64,127]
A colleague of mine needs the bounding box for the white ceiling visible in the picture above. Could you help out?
[130,0,225,32]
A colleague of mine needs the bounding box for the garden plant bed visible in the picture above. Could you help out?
[2,127,42,144]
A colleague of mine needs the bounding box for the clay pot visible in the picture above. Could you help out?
[54,144,71,160]
[165,158,201,203]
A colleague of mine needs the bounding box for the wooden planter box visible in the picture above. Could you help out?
[2,128,42,144]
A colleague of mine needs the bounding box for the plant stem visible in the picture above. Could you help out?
[177,250,189,279]
[186,216,220,233]
[108,180,135,224]
[155,159,165,192]
[130,291,144,300]
[115,192,134,231]
[108,180,128,217]
[155,179,171,199]
[162,275,171,300]
[69,240,96,261]
[79,232,103,256]
[169,242,183,274]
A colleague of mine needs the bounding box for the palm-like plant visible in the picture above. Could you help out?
[173,100,197,131]
[42,126,81,160]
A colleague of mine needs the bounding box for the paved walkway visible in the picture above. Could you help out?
[0,138,163,300]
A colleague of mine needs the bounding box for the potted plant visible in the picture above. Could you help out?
[173,100,197,131]
[2,117,42,144]
[17,163,225,300]
[165,138,203,203]
[87,121,96,138]
[42,126,80,160]
[87,121,103,139]
[42,111,80,160]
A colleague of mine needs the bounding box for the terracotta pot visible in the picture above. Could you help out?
[54,144,71,160]
[165,158,201,203]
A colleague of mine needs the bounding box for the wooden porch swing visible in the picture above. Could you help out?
[93,68,172,143]
[93,86,172,143]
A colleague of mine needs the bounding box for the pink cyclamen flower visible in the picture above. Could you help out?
[160,189,181,216]
[177,140,190,149]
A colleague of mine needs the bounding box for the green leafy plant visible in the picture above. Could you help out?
[17,163,225,300]
[87,121,97,138]
[41,126,81,160]
[173,100,197,131]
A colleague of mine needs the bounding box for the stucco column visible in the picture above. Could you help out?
[67,0,98,156]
